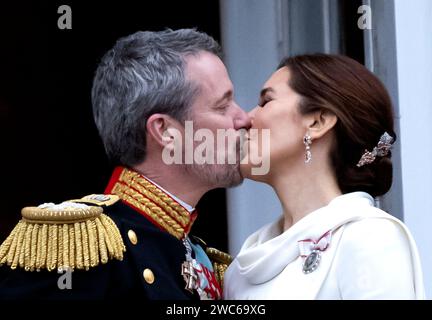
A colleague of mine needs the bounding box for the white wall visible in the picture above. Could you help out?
[394,0,432,298]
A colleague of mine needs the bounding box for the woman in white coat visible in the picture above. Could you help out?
[224,54,425,300]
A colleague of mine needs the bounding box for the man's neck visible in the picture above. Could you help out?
[133,162,210,208]
[143,175,195,212]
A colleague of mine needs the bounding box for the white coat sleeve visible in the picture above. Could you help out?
[334,218,416,299]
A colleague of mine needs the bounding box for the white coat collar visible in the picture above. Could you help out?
[235,192,378,285]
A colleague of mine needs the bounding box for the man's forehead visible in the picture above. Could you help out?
[185,53,233,105]
[185,52,229,82]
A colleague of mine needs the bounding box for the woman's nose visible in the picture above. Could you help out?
[247,106,259,125]
[233,103,252,130]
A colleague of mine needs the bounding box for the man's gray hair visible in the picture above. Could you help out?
[91,28,222,166]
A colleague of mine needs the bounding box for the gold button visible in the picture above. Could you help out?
[127,230,138,245]
[143,268,155,284]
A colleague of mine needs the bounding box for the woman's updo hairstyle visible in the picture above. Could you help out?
[279,54,396,197]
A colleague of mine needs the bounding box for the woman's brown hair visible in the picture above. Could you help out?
[279,54,396,197]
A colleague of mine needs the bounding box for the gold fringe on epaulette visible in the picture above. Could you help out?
[212,261,229,291]
[206,247,233,291]
[0,206,125,272]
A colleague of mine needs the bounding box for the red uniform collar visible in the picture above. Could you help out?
[105,166,198,239]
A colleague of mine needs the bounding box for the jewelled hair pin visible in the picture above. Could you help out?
[356,132,394,167]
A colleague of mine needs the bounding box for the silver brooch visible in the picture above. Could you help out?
[302,250,322,274]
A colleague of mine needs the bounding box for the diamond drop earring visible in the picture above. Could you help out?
[303,133,312,164]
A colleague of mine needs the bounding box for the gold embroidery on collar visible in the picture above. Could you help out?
[110,168,192,240]
[119,169,189,226]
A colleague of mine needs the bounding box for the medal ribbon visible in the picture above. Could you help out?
[298,230,332,258]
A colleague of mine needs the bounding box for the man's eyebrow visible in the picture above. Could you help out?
[260,87,275,98]
[214,90,233,106]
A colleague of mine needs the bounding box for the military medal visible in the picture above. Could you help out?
[181,238,221,300]
[181,260,198,292]
[298,230,332,274]
[181,238,199,293]
[302,250,322,274]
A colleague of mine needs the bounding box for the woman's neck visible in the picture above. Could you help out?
[270,162,342,231]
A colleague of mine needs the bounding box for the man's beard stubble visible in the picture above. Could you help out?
[183,137,244,188]
[184,162,244,189]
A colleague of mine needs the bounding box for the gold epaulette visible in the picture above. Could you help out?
[0,194,125,272]
[69,194,121,207]
[206,247,233,291]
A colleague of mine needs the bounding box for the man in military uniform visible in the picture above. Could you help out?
[0,29,250,299]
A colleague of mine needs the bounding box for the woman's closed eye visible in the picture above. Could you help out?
[258,97,272,107]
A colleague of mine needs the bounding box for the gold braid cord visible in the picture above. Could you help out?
[110,167,192,240]
[206,247,233,291]
[0,206,125,272]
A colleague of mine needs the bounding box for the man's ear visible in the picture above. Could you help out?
[146,114,182,149]
[306,109,338,139]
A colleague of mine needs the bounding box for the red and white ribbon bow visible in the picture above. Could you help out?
[298,230,332,258]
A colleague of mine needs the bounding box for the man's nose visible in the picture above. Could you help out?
[233,103,252,130]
